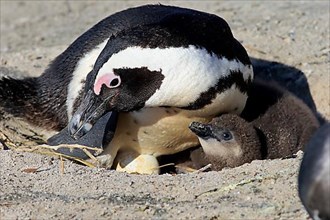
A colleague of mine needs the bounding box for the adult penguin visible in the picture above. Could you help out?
[67,5,253,173]
[2,5,226,131]
[0,5,253,173]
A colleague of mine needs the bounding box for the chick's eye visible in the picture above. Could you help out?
[222,131,233,141]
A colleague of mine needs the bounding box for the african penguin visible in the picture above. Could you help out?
[66,5,253,173]
[298,123,330,220]
[2,4,237,131]
[1,5,186,152]
[188,114,261,170]
[0,5,253,173]
[188,79,320,171]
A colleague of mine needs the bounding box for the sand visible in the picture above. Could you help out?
[0,1,329,219]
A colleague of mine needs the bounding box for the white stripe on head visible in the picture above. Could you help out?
[95,45,253,107]
[66,40,108,119]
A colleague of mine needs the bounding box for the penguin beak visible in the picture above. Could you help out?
[189,122,213,139]
[68,89,114,139]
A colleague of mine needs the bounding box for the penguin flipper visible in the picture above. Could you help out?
[47,112,118,159]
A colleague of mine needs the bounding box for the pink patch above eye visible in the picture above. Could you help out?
[94,73,121,95]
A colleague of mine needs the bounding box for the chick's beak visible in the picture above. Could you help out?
[189,122,213,139]
[68,89,113,139]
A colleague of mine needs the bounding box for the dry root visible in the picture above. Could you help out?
[0,129,103,168]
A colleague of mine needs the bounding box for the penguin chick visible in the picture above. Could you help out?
[298,123,330,220]
[189,114,262,170]
[241,79,320,159]
[189,79,320,171]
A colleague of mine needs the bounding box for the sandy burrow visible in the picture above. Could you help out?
[0,1,329,219]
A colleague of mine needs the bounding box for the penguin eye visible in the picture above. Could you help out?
[221,131,233,141]
[108,75,121,88]
[94,73,121,95]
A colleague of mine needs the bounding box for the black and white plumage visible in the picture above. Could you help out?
[1,4,236,130]
[0,5,253,173]
[299,123,330,220]
[69,6,253,136]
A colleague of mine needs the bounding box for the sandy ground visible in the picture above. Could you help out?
[0,1,329,219]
